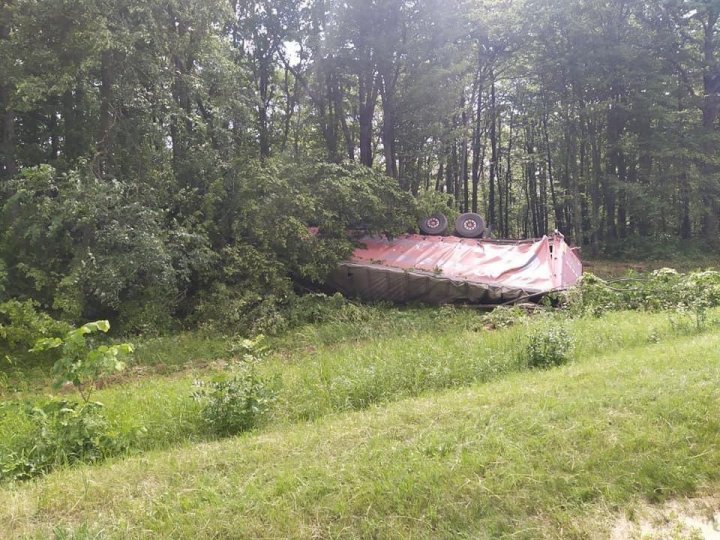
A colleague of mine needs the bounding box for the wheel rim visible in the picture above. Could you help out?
[463,219,478,231]
[427,217,440,229]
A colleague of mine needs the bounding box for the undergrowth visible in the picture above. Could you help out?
[522,326,573,369]
[3,330,720,538]
[2,268,720,484]
[192,336,278,436]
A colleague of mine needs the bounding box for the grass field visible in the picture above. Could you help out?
[1,303,720,538]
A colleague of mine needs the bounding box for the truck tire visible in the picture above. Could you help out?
[418,213,449,235]
[455,213,486,238]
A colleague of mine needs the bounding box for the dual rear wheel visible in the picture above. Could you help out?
[417,212,487,238]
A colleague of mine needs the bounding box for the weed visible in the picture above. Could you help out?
[647,329,660,344]
[194,336,277,436]
[0,400,129,482]
[193,368,277,437]
[569,268,720,319]
[0,321,135,482]
[0,300,70,363]
[32,320,133,404]
[522,326,573,369]
[477,306,528,330]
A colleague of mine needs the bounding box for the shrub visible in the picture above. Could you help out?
[522,327,573,369]
[0,320,137,483]
[477,306,528,331]
[193,368,276,437]
[193,336,277,436]
[675,270,720,331]
[568,269,720,318]
[0,400,128,482]
[0,299,71,355]
[0,166,215,331]
[32,320,133,403]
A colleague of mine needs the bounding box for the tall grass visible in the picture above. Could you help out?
[3,307,712,464]
[3,329,719,538]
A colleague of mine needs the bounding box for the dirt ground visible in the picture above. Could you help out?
[611,497,720,539]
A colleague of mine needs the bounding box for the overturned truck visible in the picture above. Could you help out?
[328,213,582,305]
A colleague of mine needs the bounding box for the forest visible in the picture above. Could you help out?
[3,2,720,537]
[0,0,719,331]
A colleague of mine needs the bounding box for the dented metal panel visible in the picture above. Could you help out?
[329,231,582,304]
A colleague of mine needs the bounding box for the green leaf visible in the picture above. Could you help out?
[30,337,63,352]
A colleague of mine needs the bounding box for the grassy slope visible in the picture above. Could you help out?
[2,329,720,538]
[1,309,701,456]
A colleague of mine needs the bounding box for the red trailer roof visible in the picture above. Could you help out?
[329,232,582,304]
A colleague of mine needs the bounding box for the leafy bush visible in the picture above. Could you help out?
[477,306,528,330]
[189,244,296,335]
[32,320,133,403]
[675,270,720,331]
[0,400,128,482]
[0,320,135,483]
[568,269,720,320]
[0,299,71,355]
[307,162,416,238]
[521,327,573,369]
[0,400,128,480]
[193,336,277,436]
[0,165,214,333]
[414,190,459,232]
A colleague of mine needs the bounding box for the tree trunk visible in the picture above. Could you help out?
[605,100,623,242]
[358,69,378,167]
[380,90,397,177]
[461,93,469,213]
[96,48,115,176]
[503,108,515,237]
[0,81,14,179]
[169,7,193,175]
[0,0,15,179]
[567,111,583,246]
[471,77,483,214]
[258,53,272,159]
[334,78,354,161]
[488,75,498,230]
[700,9,720,241]
[542,109,561,231]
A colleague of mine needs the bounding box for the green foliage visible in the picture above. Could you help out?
[306,162,416,238]
[0,400,128,482]
[193,369,277,437]
[0,320,136,483]
[570,269,720,330]
[32,320,133,403]
[477,306,528,330]
[285,293,372,326]
[188,160,414,334]
[193,337,277,437]
[0,160,414,336]
[672,270,720,332]
[0,300,71,354]
[0,166,215,333]
[414,190,460,233]
[521,326,573,369]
